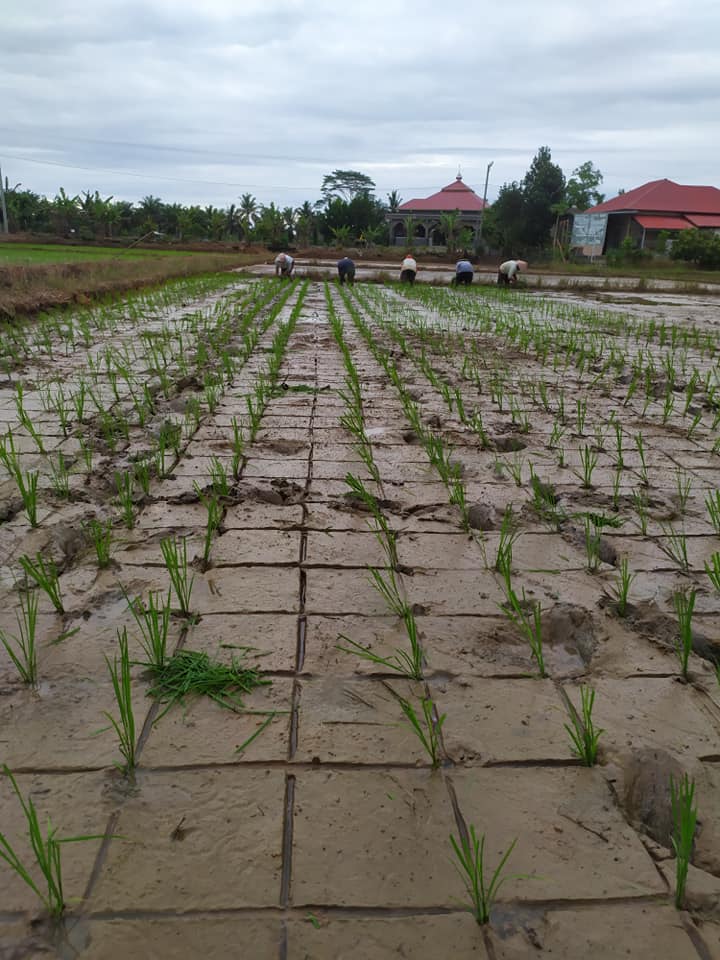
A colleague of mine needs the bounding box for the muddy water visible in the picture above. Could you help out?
[1,278,719,958]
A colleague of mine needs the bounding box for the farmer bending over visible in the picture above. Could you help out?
[337,256,356,285]
[454,258,474,285]
[275,252,295,278]
[497,259,522,286]
[400,253,417,284]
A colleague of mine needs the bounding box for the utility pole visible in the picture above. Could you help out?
[0,164,8,234]
[477,160,493,252]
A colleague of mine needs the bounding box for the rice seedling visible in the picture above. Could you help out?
[494,505,520,584]
[345,473,398,568]
[0,765,104,917]
[230,416,244,480]
[659,523,689,573]
[208,457,230,497]
[15,386,46,455]
[84,517,113,569]
[501,582,546,678]
[0,431,40,527]
[576,445,599,489]
[160,535,195,617]
[632,489,650,535]
[503,453,525,487]
[561,686,603,766]
[113,471,135,530]
[575,397,587,436]
[103,628,137,774]
[126,589,172,671]
[609,556,635,616]
[662,388,675,425]
[583,515,602,573]
[133,458,152,497]
[146,648,270,720]
[705,552,720,593]
[48,452,71,499]
[635,434,649,486]
[529,471,564,531]
[389,689,444,768]
[670,773,697,910]
[675,469,692,515]
[450,825,519,925]
[78,436,94,473]
[19,554,63,614]
[0,590,39,685]
[706,491,720,534]
[199,489,223,570]
[673,588,696,679]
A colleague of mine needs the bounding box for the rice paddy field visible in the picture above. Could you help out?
[1,274,719,959]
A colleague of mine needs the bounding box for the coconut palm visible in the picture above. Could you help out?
[387,189,402,212]
[439,210,461,253]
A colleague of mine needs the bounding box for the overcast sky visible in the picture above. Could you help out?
[3,0,719,210]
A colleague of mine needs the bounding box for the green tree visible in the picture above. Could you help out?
[522,146,566,248]
[491,182,526,253]
[321,169,376,203]
[295,201,316,247]
[670,229,720,269]
[566,161,604,210]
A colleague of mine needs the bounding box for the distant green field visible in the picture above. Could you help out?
[0,243,196,264]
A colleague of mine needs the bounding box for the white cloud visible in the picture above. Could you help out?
[2,0,719,208]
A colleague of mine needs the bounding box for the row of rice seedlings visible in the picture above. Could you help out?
[335,288,471,530]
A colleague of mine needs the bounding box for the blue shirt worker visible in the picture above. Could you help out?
[455,259,474,285]
[337,256,356,285]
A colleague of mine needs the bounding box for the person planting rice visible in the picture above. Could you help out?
[454,258,474,285]
[497,259,526,286]
[337,255,355,285]
[400,253,417,284]
[274,252,295,278]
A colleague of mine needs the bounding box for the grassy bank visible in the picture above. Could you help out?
[0,250,262,317]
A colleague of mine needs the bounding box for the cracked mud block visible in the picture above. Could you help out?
[209,528,301,566]
[287,914,488,959]
[91,768,285,911]
[304,531,388,567]
[452,767,665,900]
[194,566,298,614]
[585,677,720,760]
[292,769,459,908]
[488,903,702,959]
[304,569,391,616]
[432,677,569,763]
[184,612,297,672]
[293,676,429,765]
[80,917,283,960]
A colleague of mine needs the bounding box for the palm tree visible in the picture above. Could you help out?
[439,210,461,253]
[295,201,315,247]
[238,193,258,240]
[282,206,297,242]
[52,188,81,236]
[387,189,402,212]
[403,216,416,247]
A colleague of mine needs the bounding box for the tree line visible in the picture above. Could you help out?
[1,151,604,252]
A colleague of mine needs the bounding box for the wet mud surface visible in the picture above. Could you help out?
[1,276,719,958]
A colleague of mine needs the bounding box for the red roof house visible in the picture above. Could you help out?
[388,175,488,248]
[585,179,720,250]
